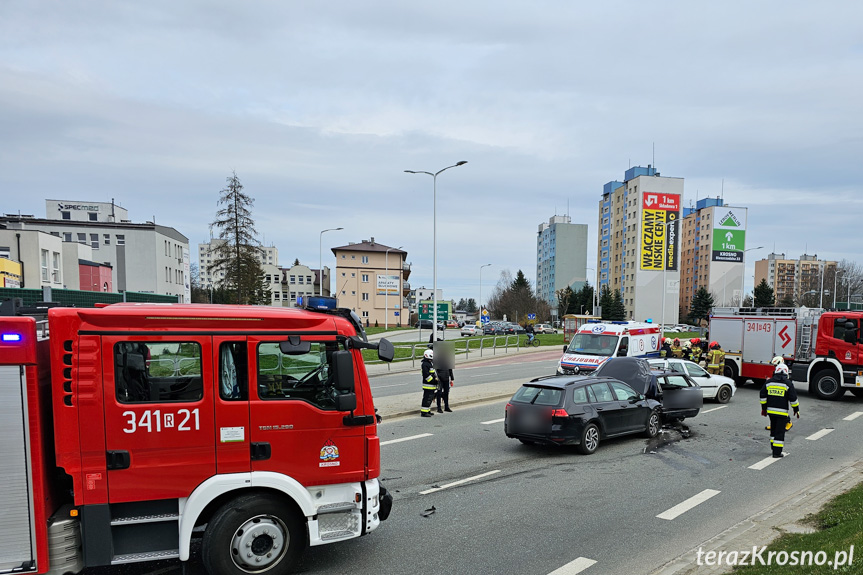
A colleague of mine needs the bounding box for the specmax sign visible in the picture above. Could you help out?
[58,203,100,211]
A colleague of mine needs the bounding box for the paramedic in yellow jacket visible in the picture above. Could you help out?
[706,341,725,375]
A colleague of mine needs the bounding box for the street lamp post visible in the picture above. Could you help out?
[405,161,468,341]
[740,246,764,307]
[385,245,403,330]
[586,267,597,315]
[834,269,844,309]
[319,227,343,297]
[479,263,491,325]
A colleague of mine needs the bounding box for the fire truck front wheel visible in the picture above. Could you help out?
[202,493,305,575]
[812,369,843,401]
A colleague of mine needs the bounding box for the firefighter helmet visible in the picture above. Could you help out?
[710,341,720,349]
[771,355,785,366]
[683,341,692,349]
[423,349,434,360]
[691,338,700,345]
[673,338,680,346]
[661,337,666,344]
[774,363,790,376]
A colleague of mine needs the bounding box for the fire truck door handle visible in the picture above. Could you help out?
[106,450,131,470]
[251,442,271,461]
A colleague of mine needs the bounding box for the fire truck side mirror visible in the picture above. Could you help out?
[378,339,395,362]
[843,322,858,344]
[332,350,355,392]
[335,392,357,412]
[280,336,311,355]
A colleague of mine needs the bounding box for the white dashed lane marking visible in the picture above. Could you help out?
[656,489,721,520]
[701,406,728,414]
[380,433,433,446]
[748,453,789,470]
[843,412,863,421]
[547,557,598,574]
[419,470,500,495]
[805,428,834,441]
[481,418,505,425]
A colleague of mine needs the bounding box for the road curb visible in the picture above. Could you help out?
[380,391,518,422]
[649,460,863,575]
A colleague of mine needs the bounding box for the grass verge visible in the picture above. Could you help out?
[729,481,863,574]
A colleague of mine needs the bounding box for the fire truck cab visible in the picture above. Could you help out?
[0,298,394,575]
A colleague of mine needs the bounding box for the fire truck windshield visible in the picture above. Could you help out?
[566,333,619,356]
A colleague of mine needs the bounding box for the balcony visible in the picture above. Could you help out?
[402,262,411,280]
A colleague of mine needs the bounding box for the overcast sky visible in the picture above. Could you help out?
[2,2,861,303]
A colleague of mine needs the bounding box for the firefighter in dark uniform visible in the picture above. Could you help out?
[420,348,438,417]
[760,363,800,458]
[689,338,703,365]
[660,337,672,358]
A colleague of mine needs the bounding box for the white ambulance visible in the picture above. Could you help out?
[557,321,662,375]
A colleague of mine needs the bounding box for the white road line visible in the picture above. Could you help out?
[748,453,789,470]
[419,470,501,495]
[380,433,433,446]
[844,411,863,421]
[471,372,499,378]
[370,383,411,389]
[701,406,728,414]
[548,557,597,575]
[656,489,721,520]
[481,418,505,425]
[806,428,834,441]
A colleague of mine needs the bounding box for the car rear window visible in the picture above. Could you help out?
[512,386,562,406]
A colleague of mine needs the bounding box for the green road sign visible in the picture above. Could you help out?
[418,301,450,320]
[712,229,746,262]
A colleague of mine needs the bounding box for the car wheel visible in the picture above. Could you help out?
[642,410,661,438]
[813,369,844,400]
[202,494,304,575]
[576,423,600,455]
[716,385,733,404]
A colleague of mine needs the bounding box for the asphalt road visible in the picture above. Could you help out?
[94,357,863,575]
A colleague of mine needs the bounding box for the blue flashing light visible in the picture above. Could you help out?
[2,333,22,342]
[645,318,653,323]
[305,296,338,311]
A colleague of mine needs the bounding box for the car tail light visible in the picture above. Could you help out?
[550,409,568,418]
[505,403,513,412]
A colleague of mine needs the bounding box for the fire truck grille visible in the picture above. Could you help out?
[318,511,359,539]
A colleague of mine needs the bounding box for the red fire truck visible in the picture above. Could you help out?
[0,297,394,575]
[709,307,863,400]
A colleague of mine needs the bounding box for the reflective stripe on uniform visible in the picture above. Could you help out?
[766,408,789,416]
[791,401,799,408]
[422,384,437,390]
[759,399,767,404]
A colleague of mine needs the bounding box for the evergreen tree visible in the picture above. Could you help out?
[689,287,715,324]
[457,298,467,310]
[293,258,300,266]
[610,289,626,320]
[209,171,268,305]
[465,298,478,313]
[577,283,595,315]
[753,279,775,307]
[511,270,531,292]
[599,285,614,320]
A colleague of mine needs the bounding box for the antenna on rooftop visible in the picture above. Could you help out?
[721,179,724,204]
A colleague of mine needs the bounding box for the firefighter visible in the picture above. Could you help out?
[420,348,438,417]
[706,341,725,375]
[670,338,683,358]
[760,363,800,458]
[690,338,703,364]
[682,340,693,361]
[660,337,672,358]
[764,356,794,433]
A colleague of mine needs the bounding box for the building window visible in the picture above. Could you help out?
[91,234,99,249]
[298,276,304,284]
[62,232,71,242]
[351,273,355,277]
[306,275,312,283]
[362,274,369,282]
[88,213,97,221]
[61,211,71,220]
[362,256,369,264]
[290,275,296,283]
[362,311,369,318]
[117,234,125,245]
[77,233,86,244]
[52,252,60,283]
[274,292,280,300]
[362,293,369,301]
[0,246,9,259]
[41,250,49,281]
[104,234,111,245]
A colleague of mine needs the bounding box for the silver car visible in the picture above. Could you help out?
[460,324,482,336]
[648,358,736,403]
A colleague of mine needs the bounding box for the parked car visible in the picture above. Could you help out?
[504,375,662,454]
[648,358,736,403]
[483,324,502,335]
[502,323,526,335]
[535,323,557,334]
[593,357,703,421]
[415,319,434,329]
[461,325,482,336]
[446,320,459,329]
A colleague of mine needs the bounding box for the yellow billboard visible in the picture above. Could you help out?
[640,210,678,271]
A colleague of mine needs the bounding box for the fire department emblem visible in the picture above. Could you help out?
[319,439,340,467]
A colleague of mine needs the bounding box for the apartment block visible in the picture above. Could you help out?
[536,215,588,312]
[755,253,837,306]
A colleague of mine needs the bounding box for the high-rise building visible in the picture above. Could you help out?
[679,198,749,313]
[198,239,278,288]
[755,253,837,306]
[598,166,682,323]
[536,215,588,315]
